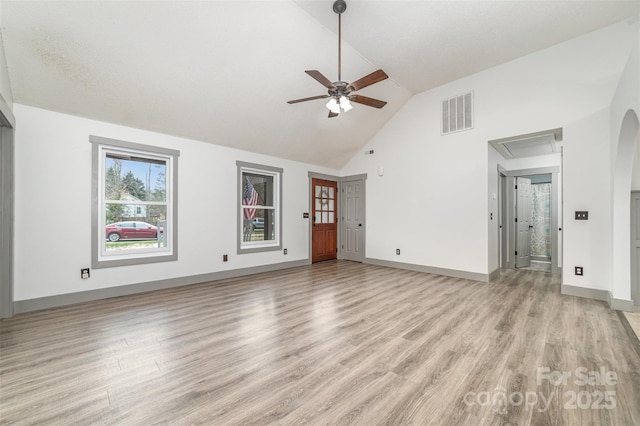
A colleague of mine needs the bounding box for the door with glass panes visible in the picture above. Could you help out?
[312,178,338,262]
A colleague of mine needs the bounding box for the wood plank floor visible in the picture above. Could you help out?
[1,261,639,425]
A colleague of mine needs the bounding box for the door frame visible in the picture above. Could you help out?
[307,172,366,263]
[499,166,561,274]
[0,96,15,318]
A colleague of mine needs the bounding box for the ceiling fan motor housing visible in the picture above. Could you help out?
[333,0,347,15]
[329,82,351,98]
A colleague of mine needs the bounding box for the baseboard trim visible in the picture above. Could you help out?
[608,292,634,312]
[14,259,309,314]
[364,258,489,282]
[560,285,635,312]
[561,284,609,302]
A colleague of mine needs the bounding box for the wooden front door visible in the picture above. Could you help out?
[312,178,338,262]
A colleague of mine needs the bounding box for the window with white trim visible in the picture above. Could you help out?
[237,161,282,253]
[91,136,179,268]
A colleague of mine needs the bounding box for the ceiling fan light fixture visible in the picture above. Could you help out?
[340,96,352,112]
[326,98,340,114]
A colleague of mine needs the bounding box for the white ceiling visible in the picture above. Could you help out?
[1,1,638,168]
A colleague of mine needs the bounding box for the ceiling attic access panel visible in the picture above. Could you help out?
[489,128,563,159]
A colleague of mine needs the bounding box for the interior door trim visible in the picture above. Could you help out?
[0,98,14,318]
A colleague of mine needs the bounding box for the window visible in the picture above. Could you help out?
[91,136,179,268]
[237,161,282,253]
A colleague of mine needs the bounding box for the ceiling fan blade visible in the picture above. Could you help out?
[328,110,339,118]
[305,70,335,89]
[350,94,387,109]
[287,95,329,104]
[348,69,389,91]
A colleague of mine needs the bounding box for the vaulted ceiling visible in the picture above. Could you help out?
[1,1,638,168]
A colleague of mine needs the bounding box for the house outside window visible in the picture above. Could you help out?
[91,136,179,268]
[237,161,282,254]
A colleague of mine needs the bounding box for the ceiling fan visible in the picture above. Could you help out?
[287,0,389,118]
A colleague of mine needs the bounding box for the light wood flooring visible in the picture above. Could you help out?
[518,261,552,274]
[1,261,639,425]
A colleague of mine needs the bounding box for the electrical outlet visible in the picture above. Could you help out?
[575,266,583,276]
[223,254,228,262]
[396,249,400,255]
[81,268,90,279]
[284,248,288,255]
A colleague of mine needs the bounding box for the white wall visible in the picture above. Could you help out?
[341,20,637,282]
[0,1,14,111]
[13,104,338,301]
[498,153,561,172]
[609,32,640,303]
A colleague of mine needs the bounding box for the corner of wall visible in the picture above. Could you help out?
[0,28,14,113]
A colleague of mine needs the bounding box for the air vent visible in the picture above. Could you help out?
[441,91,473,135]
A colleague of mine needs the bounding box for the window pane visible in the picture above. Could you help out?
[242,209,276,242]
[105,154,166,202]
[243,173,273,207]
[105,204,166,252]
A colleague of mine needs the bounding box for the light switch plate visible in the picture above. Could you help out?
[575,211,588,220]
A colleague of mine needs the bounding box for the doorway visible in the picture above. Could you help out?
[308,173,367,264]
[500,167,560,274]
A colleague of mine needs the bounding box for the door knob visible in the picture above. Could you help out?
[359,224,362,227]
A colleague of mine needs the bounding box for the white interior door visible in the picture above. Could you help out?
[516,177,532,268]
[342,179,364,262]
